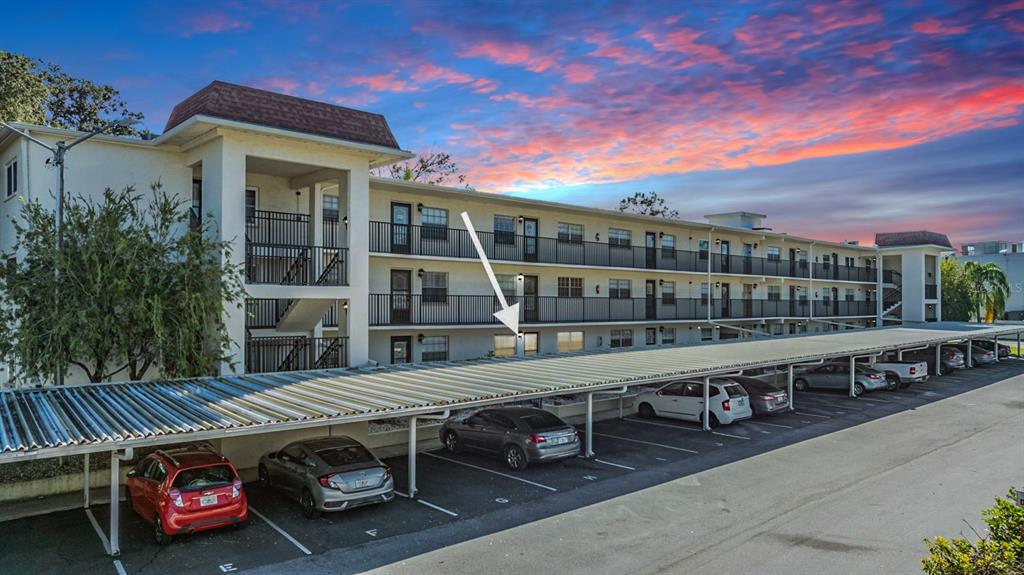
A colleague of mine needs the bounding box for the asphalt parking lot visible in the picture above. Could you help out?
[1,359,1021,575]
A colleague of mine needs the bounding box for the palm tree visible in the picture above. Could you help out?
[963,261,1010,323]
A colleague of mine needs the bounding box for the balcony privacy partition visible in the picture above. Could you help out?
[245,336,349,373]
[369,294,873,326]
[369,222,876,281]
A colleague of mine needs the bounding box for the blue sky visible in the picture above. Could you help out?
[6,0,1023,246]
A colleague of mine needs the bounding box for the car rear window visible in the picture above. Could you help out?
[516,411,564,430]
[316,445,375,467]
[172,464,235,492]
[723,385,746,398]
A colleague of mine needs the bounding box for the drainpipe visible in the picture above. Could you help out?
[875,248,883,327]
[707,227,714,324]
[808,241,816,324]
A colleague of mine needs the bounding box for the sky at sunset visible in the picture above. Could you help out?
[6,0,1023,247]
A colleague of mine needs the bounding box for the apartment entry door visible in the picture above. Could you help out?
[391,336,411,364]
[720,282,731,317]
[742,243,753,274]
[390,270,411,323]
[742,283,754,317]
[789,248,798,277]
[391,203,411,254]
[720,240,730,273]
[645,279,657,319]
[523,218,538,262]
[523,275,539,322]
[645,232,657,269]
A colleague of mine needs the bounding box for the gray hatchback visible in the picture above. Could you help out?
[258,436,394,519]
[439,407,580,471]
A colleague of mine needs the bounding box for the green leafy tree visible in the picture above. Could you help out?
[0,184,245,384]
[941,258,973,322]
[922,487,1024,575]
[373,150,471,188]
[964,261,1010,323]
[0,50,144,136]
[618,191,680,218]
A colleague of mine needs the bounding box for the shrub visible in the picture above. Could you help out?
[922,488,1024,575]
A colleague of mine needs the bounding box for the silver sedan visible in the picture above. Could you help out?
[258,436,394,519]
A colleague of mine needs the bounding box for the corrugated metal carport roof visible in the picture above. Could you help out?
[1,323,1020,462]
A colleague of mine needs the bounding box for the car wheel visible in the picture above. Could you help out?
[885,375,899,391]
[854,383,865,397]
[258,464,271,488]
[154,516,172,546]
[442,430,462,454]
[504,445,528,472]
[794,378,808,391]
[300,488,320,519]
[637,402,655,419]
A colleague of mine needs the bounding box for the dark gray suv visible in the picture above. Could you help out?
[439,407,580,471]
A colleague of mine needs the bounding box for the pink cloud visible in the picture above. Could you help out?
[843,39,894,59]
[471,78,500,93]
[180,12,251,37]
[350,72,419,92]
[414,62,474,85]
[457,40,559,73]
[564,63,597,83]
[638,27,746,70]
[911,18,970,35]
[807,2,884,33]
[251,77,301,94]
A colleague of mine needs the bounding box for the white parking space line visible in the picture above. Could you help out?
[794,411,831,419]
[592,432,699,454]
[623,417,750,440]
[743,419,794,429]
[593,458,636,471]
[710,430,751,440]
[416,498,459,517]
[84,508,111,555]
[422,452,558,492]
[113,560,127,575]
[249,506,312,556]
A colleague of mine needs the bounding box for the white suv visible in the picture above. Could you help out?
[635,380,753,428]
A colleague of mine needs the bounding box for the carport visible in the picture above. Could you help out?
[1,322,1021,556]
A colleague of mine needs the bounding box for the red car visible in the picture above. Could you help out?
[126,445,248,544]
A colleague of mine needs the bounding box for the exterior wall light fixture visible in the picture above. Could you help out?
[417,268,424,278]
[417,203,424,212]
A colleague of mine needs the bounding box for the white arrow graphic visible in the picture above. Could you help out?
[460,211,519,334]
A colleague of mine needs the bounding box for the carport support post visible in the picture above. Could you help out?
[849,356,856,398]
[83,452,90,508]
[787,365,795,412]
[1017,331,1022,358]
[110,451,120,557]
[702,376,711,431]
[967,340,973,368]
[993,336,999,363]
[408,416,419,499]
[585,392,594,457]
[935,344,942,376]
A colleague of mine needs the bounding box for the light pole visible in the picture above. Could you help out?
[1,119,137,386]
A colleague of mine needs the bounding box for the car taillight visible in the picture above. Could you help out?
[231,479,242,499]
[762,395,775,401]
[168,488,184,508]
[870,374,882,380]
[722,399,731,411]
[319,474,333,489]
[529,434,546,444]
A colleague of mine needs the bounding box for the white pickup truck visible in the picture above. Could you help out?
[871,360,929,390]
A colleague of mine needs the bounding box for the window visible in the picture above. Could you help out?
[245,187,258,223]
[661,281,676,304]
[766,246,780,261]
[494,215,516,245]
[845,288,855,302]
[558,277,583,298]
[422,271,448,303]
[496,274,516,300]
[701,282,709,304]
[609,279,631,299]
[700,327,714,341]
[323,195,339,222]
[420,336,448,362]
[608,228,631,248]
[557,222,583,243]
[4,159,17,198]
[661,234,676,257]
[822,290,831,303]
[610,328,633,348]
[190,179,202,230]
[494,334,517,357]
[645,327,657,345]
[557,331,584,352]
[524,332,538,354]
[420,207,448,240]
[845,256,855,267]
[699,239,709,260]
[767,285,781,301]
[662,327,676,344]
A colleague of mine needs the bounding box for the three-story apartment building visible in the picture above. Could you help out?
[0,81,948,384]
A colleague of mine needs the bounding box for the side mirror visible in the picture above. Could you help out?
[126,469,137,478]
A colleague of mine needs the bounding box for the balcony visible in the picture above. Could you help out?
[369,294,874,326]
[245,210,348,286]
[369,222,875,281]
[245,335,348,373]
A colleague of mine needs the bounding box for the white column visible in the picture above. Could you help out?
[967,340,973,367]
[201,139,247,375]
[993,336,999,363]
[83,452,90,508]
[408,416,418,498]
[345,168,370,366]
[702,376,711,431]
[935,344,942,376]
[109,451,120,556]
[787,365,795,411]
[849,356,857,397]
[585,392,594,457]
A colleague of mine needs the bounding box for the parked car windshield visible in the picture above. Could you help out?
[315,445,375,467]
[723,385,747,398]
[172,464,235,492]
[516,411,564,430]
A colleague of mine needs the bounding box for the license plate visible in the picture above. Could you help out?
[353,479,370,489]
[199,494,217,507]
[550,436,570,445]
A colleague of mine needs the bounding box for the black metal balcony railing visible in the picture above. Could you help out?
[369,294,873,326]
[245,336,349,373]
[246,298,291,328]
[323,302,339,327]
[245,244,348,286]
[323,217,341,248]
[247,210,310,245]
[811,262,876,282]
[369,222,877,281]
[925,284,937,299]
